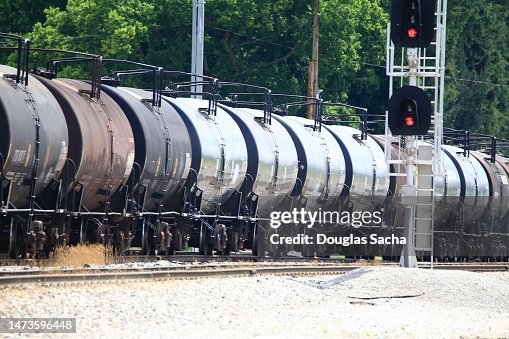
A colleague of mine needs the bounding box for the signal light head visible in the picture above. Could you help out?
[404,115,415,126]
[407,27,418,38]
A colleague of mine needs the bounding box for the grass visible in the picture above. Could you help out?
[51,243,113,267]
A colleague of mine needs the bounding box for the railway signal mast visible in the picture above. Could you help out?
[386,0,447,267]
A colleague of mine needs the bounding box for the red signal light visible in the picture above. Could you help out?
[407,27,418,38]
[404,115,415,126]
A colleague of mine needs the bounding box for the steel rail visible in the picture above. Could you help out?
[0,265,357,285]
[0,262,507,286]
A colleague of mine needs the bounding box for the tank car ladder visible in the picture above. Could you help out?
[414,143,435,262]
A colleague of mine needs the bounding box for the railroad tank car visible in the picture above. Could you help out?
[0,55,508,260]
[161,97,248,214]
[431,145,490,257]
[0,65,68,208]
[35,77,135,211]
[100,85,192,212]
[218,106,299,218]
[285,116,347,209]
[323,125,390,213]
[273,116,337,214]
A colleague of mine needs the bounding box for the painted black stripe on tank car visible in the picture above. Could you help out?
[271,116,307,197]
[34,76,83,174]
[442,148,467,199]
[371,136,396,197]
[469,152,495,197]
[161,97,201,190]
[218,105,259,195]
[100,85,147,175]
[322,126,353,198]
[0,96,9,163]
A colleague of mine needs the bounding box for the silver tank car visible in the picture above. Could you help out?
[36,77,135,211]
[470,151,509,229]
[218,106,299,218]
[162,97,248,213]
[324,125,390,211]
[0,65,68,207]
[101,86,191,211]
[275,116,346,211]
[442,145,490,223]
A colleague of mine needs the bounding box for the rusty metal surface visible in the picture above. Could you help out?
[102,86,191,211]
[36,77,134,211]
[0,65,68,207]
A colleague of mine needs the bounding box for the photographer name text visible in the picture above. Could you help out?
[269,233,406,246]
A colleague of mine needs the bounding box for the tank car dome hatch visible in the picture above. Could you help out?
[218,105,299,218]
[162,96,248,214]
[0,65,68,208]
[101,86,192,212]
[35,77,135,211]
[323,125,390,212]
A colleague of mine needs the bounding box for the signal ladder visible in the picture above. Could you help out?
[385,0,448,266]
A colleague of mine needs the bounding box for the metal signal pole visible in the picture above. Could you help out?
[386,0,448,268]
[191,0,205,98]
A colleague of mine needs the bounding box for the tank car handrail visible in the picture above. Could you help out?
[30,48,102,99]
[48,56,165,107]
[0,34,30,85]
[218,100,266,108]
[101,59,163,107]
[444,127,509,161]
[220,85,273,124]
[31,48,100,58]
[274,94,324,132]
[219,81,269,92]
[163,70,216,81]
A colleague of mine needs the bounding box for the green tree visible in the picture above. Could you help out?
[445,1,509,137]
[21,0,388,113]
[0,0,66,34]
[29,0,156,63]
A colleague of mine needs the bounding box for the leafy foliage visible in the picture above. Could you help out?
[0,0,508,138]
[445,1,509,137]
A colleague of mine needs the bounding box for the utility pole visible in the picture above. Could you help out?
[307,0,320,120]
[191,0,205,98]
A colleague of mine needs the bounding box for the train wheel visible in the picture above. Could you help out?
[302,228,316,257]
[9,219,26,259]
[79,220,88,244]
[141,221,154,255]
[199,223,211,255]
[167,228,179,256]
[252,224,266,257]
[227,231,239,254]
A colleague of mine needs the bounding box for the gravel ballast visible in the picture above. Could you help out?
[1,267,508,338]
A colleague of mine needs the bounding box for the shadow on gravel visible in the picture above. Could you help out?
[289,267,374,289]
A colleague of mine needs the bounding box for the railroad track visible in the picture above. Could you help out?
[0,264,358,286]
[0,261,507,286]
[419,263,509,272]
